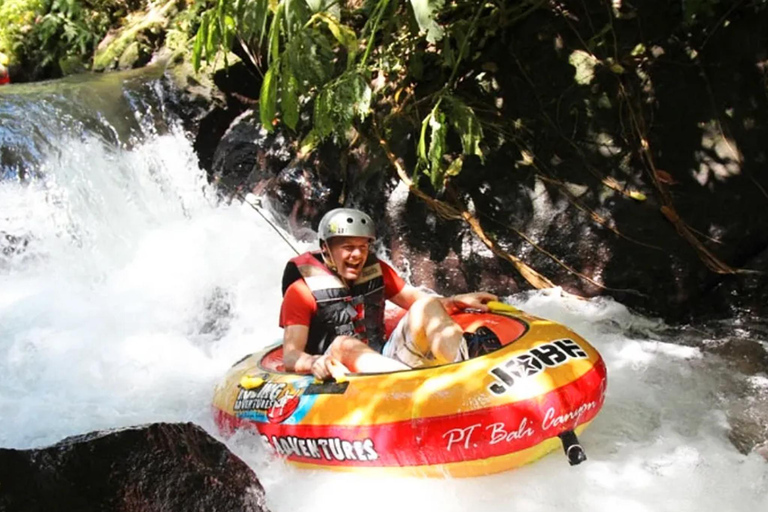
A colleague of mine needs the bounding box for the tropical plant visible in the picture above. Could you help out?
[192,0,495,193]
[0,0,127,78]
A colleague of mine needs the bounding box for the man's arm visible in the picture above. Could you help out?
[389,284,497,312]
[282,325,319,373]
[283,325,349,379]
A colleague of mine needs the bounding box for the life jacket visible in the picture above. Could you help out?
[282,251,386,355]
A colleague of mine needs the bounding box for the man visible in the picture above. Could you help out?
[280,208,498,380]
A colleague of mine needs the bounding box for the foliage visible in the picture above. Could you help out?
[192,0,502,192]
[409,0,444,43]
[191,0,768,200]
[0,0,139,79]
[0,0,47,59]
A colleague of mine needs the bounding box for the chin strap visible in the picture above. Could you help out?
[320,240,344,282]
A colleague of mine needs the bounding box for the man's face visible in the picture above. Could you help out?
[326,236,370,281]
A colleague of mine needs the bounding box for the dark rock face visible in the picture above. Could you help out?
[191,63,266,174]
[211,110,294,193]
[0,423,269,512]
[695,246,768,321]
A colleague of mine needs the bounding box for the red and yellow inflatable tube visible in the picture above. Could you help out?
[212,303,607,477]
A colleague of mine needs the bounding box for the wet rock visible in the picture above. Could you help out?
[210,110,294,193]
[0,422,269,512]
[703,337,768,376]
[727,392,768,456]
[117,41,144,70]
[693,246,768,321]
[192,63,261,173]
[385,182,522,296]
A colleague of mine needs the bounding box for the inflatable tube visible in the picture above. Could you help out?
[212,303,607,477]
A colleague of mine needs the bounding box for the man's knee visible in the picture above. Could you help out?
[410,296,443,316]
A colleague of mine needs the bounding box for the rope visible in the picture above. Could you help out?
[233,190,302,256]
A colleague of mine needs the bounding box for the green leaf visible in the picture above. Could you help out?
[192,17,208,71]
[313,84,334,139]
[282,70,300,130]
[312,72,372,141]
[239,0,270,44]
[284,0,311,37]
[223,14,236,52]
[446,96,484,161]
[417,114,429,166]
[409,0,446,43]
[267,2,284,64]
[428,109,447,189]
[445,156,464,178]
[313,12,357,53]
[299,130,320,155]
[283,30,334,92]
[260,65,279,132]
[206,13,222,58]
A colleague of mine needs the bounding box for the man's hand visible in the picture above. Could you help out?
[450,292,499,312]
[310,354,350,380]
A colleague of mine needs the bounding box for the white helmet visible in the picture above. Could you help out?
[318,208,376,243]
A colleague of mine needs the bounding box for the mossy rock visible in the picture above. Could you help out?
[93,0,179,72]
[117,41,142,70]
[58,55,87,76]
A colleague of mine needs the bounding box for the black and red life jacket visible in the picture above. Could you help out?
[281,251,386,355]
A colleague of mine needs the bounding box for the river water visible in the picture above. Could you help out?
[1,71,766,512]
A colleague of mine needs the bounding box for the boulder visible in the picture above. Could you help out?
[0,422,269,512]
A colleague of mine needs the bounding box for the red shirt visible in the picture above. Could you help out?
[280,260,406,327]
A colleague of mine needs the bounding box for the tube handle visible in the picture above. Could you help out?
[558,430,587,466]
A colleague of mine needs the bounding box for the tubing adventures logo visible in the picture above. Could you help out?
[261,434,380,462]
[488,339,588,395]
[234,381,302,423]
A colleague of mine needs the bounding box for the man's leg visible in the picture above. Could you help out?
[327,335,409,373]
[403,297,464,364]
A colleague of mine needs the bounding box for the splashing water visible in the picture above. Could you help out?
[0,73,766,512]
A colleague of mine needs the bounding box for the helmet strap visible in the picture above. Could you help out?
[320,239,352,287]
[320,240,339,272]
